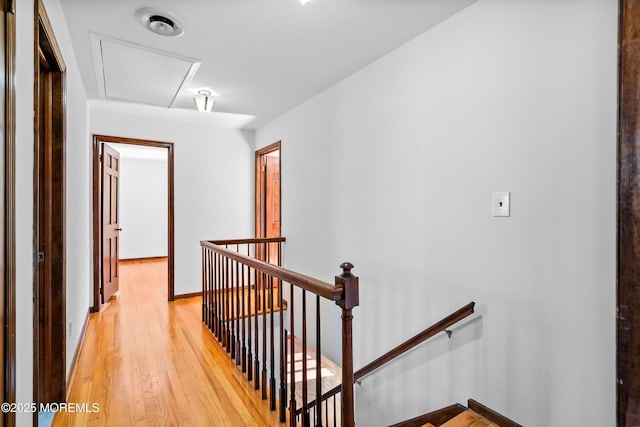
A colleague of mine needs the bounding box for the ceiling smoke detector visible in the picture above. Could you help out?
[136,8,184,37]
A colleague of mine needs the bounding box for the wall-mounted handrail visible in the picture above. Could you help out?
[356,301,475,380]
[298,301,475,415]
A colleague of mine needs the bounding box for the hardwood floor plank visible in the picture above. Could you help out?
[54,258,285,426]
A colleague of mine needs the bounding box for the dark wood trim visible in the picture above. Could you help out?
[335,264,359,427]
[35,0,64,72]
[467,399,522,427]
[208,237,286,246]
[92,135,175,311]
[254,141,281,238]
[4,1,15,425]
[388,400,521,427]
[34,0,66,412]
[618,0,640,425]
[65,310,89,400]
[91,135,98,310]
[174,291,202,300]
[388,403,467,427]
[32,9,38,427]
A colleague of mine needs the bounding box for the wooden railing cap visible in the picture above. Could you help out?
[340,262,354,276]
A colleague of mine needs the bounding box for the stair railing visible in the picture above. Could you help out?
[201,237,359,427]
[298,302,476,420]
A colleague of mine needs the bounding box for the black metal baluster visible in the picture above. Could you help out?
[279,278,286,423]
[217,252,223,342]
[235,257,240,364]
[219,252,225,342]
[333,394,337,427]
[262,271,268,400]
[325,397,328,427]
[270,272,276,411]
[210,250,215,334]
[241,246,247,373]
[247,264,254,382]
[201,248,206,324]
[283,328,288,422]
[230,256,236,360]
[288,284,296,427]
[226,256,232,353]
[212,251,216,337]
[302,290,309,427]
[254,265,260,391]
[315,295,322,426]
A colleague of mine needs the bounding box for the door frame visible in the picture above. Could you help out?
[92,135,175,311]
[255,141,281,239]
[3,1,15,426]
[33,0,66,409]
[618,0,640,424]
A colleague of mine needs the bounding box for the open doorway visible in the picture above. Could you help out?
[92,135,175,312]
[255,142,281,265]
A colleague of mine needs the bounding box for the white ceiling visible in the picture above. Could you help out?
[61,0,475,129]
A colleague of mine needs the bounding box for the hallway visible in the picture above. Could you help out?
[54,258,282,426]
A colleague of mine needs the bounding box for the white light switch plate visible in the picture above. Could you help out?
[492,192,510,217]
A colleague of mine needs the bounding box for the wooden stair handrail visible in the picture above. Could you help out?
[201,240,342,301]
[357,301,475,380]
[297,302,476,415]
[207,237,286,246]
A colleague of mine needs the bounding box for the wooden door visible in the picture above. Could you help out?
[265,155,280,238]
[265,154,280,265]
[255,142,281,265]
[102,144,121,303]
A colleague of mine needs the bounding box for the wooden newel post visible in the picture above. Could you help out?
[335,262,359,427]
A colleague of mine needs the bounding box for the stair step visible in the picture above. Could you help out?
[438,409,498,427]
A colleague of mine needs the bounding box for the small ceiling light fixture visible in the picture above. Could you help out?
[193,90,215,113]
[136,7,184,37]
[299,0,313,4]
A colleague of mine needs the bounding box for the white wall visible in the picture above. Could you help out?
[91,106,254,296]
[255,0,617,426]
[109,146,169,260]
[15,0,92,424]
[15,1,35,424]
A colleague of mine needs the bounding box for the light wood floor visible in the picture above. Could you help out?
[54,258,285,426]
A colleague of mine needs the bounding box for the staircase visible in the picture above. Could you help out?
[428,410,497,427]
[200,237,521,427]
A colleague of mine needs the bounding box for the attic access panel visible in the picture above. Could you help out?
[91,34,200,108]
